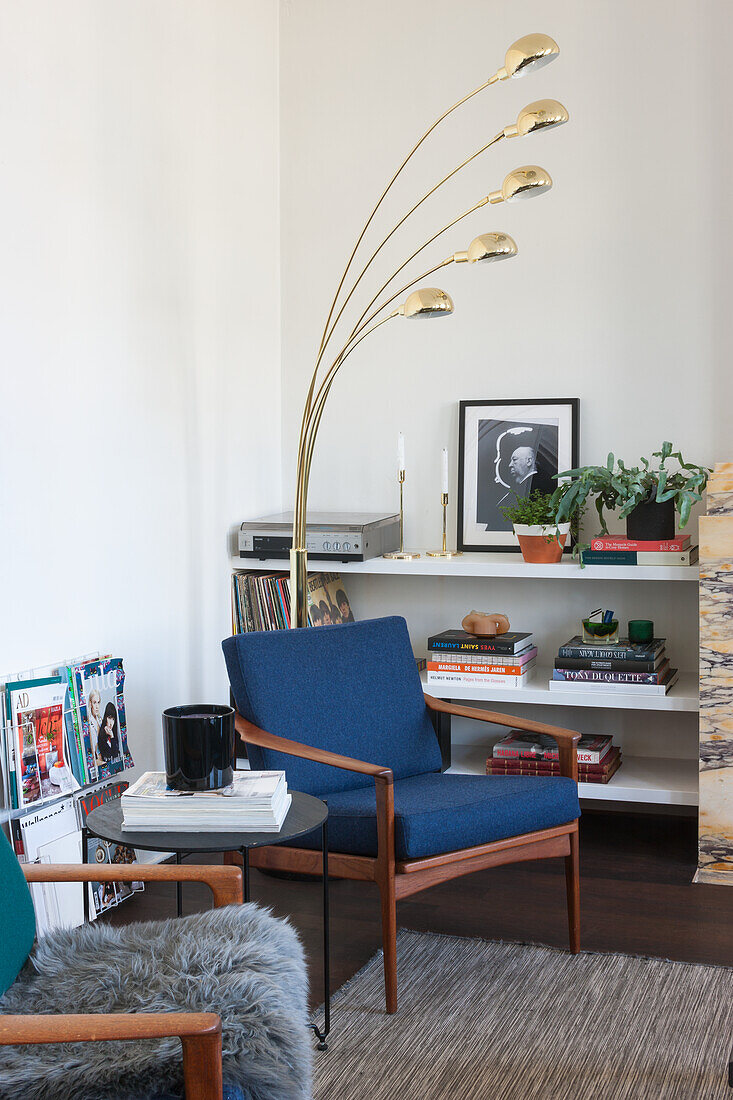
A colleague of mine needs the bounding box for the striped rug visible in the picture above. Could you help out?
[313,930,733,1099]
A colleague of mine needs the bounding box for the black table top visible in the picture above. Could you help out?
[85,790,327,853]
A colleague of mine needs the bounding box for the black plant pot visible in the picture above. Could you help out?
[162,704,235,791]
[625,497,676,541]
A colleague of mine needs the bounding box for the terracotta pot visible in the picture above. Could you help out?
[513,523,570,564]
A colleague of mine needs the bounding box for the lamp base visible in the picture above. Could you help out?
[426,549,463,558]
[383,550,421,560]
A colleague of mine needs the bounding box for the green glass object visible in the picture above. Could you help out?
[582,618,619,644]
[628,619,654,645]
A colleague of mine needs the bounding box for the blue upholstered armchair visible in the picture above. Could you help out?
[223,615,582,1014]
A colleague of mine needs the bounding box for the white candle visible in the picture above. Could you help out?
[397,432,405,474]
[441,447,449,495]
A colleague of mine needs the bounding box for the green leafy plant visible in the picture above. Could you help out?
[554,442,710,534]
[500,489,565,534]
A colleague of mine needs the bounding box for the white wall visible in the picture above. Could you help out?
[0,1,281,776]
[279,0,732,536]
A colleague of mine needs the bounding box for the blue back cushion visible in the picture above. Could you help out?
[222,616,441,795]
[0,830,36,995]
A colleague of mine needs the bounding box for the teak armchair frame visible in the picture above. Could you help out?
[0,861,243,1100]
[234,699,581,1014]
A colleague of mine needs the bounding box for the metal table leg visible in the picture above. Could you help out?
[310,816,330,1050]
[175,852,183,917]
[82,825,89,923]
[240,847,250,903]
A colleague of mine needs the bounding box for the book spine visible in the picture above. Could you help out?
[427,659,536,677]
[488,761,617,775]
[487,763,619,783]
[427,640,532,655]
[548,672,677,695]
[591,537,689,551]
[426,671,533,688]
[555,656,659,673]
[493,746,609,764]
[552,667,666,685]
[581,549,696,566]
[581,550,638,565]
[558,645,659,662]
[428,647,538,667]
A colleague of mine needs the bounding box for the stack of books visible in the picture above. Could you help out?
[426,630,536,689]
[580,535,698,567]
[121,771,291,832]
[550,636,678,696]
[486,732,621,784]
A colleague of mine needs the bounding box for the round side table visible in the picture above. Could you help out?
[84,792,331,1047]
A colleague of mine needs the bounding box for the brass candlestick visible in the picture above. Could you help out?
[384,471,420,560]
[428,493,463,557]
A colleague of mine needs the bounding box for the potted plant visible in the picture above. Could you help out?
[554,442,709,542]
[501,489,570,564]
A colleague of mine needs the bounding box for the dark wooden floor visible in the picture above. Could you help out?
[106,810,733,1010]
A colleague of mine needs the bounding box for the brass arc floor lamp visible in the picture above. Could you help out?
[290,33,569,628]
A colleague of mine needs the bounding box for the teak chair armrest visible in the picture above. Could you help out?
[235,711,396,881]
[23,862,243,908]
[424,694,582,781]
[235,713,394,784]
[0,1013,223,1099]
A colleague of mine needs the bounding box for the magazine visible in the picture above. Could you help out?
[73,658,133,783]
[6,677,78,808]
[307,573,355,626]
[76,779,142,916]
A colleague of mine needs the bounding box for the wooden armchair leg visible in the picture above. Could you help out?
[377,869,398,1014]
[565,824,580,954]
[182,1030,223,1099]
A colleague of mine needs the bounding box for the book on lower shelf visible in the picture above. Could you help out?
[580,547,698,566]
[120,771,292,832]
[488,732,622,784]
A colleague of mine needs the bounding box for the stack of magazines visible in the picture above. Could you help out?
[121,771,291,832]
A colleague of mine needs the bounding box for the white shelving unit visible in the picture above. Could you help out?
[445,744,698,807]
[232,551,701,810]
[420,669,699,713]
[235,553,698,583]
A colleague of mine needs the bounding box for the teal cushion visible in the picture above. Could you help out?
[0,830,36,995]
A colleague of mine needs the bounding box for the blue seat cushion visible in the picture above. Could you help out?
[295,772,580,860]
[223,616,442,796]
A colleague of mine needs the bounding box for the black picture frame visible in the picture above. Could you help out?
[457,398,580,553]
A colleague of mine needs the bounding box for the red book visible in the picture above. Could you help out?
[590,536,690,552]
[487,747,621,774]
[487,754,622,784]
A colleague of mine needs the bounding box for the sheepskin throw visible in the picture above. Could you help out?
[0,903,311,1100]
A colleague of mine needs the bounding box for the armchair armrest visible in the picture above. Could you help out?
[0,1012,222,1100]
[235,712,396,874]
[424,695,582,781]
[235,712,393,784]
[23,863,243,908]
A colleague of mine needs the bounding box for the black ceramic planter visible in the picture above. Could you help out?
[162,704,235,791]
[625,497,676,541]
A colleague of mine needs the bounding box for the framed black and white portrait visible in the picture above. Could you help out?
[457,398,579,553]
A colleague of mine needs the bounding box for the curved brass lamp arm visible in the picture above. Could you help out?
[293,191,486,529]
[343,203,485,356]
[293,125,500,526]
[305,257,452,452]
[300,259,452,533]
[315,76,496,364]
[317,131,504,369]
[296,314,397,541]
